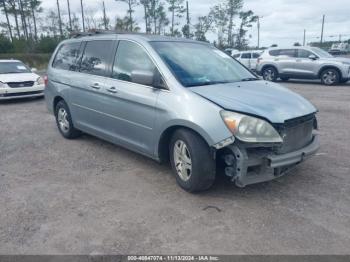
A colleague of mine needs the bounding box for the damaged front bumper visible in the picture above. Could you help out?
[223,135,320,187]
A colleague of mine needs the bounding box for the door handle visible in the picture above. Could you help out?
[107,86,118,94]
[90,83,101,89]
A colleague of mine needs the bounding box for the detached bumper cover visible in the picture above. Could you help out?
[226,135,320,187]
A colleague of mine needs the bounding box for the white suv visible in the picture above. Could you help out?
[256,47,350,85]
[233,50,262,71]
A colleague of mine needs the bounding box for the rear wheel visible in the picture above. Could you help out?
[320,69,340,85]
[55,100,82,139]
[262,66,278,82]
[169,129,215,192]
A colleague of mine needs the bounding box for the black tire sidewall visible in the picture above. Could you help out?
[169,129,215,192]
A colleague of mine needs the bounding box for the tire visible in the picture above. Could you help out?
[262,66,278,82]
[320,68,340,86]
[55,100,82,139]
[169,129,215,192]
[280,77,289,82]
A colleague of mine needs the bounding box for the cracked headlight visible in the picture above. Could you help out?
[220,110,283,143]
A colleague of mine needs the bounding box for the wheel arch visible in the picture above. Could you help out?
[261,64,279,74]
[53,96,65,112]
[157,124,213,164]
[318,66,342,79]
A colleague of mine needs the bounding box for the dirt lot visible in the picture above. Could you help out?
[0,80,350,255]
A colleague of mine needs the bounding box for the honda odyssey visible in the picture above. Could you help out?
[45,32,320,192]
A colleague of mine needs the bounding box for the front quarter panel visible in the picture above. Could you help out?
[153,88,233,157]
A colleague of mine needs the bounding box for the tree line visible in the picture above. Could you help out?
[0,0,259,53]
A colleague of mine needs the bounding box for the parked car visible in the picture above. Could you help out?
[233,50,263,71]
[0,60,45,100]
[329,42,350,55]
[224,48,239,56]
[45,32,320,192]
[256,46,350,85]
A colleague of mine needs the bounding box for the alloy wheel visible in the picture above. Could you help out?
[57,108,70,133]
[173,140,192,182]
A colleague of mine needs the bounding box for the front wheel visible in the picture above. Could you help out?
[169,129,216,192]
[262,67,278,82]
[320,69,340,85]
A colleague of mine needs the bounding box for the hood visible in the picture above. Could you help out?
[0,73,39,83]
[189,80,317,123]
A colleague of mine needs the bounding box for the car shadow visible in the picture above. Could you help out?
[278,79,350,86]
[0,96,44,105]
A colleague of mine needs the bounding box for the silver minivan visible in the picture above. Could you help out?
[45,32,320,192]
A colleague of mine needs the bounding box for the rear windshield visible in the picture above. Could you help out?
[0,61,31,74]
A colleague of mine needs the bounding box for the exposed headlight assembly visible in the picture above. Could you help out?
[220,110,283,143]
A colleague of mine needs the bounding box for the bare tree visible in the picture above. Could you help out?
[56,0,63,37]
[66,0,72,31]
[1,0,13,41]
[166,0,185,36]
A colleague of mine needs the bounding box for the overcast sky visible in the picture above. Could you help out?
[40,0,350,47]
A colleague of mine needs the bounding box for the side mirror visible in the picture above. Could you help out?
[31,68,38,73]
[308,55,317,60]
[131,70,154,86]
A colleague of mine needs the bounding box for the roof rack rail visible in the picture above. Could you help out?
[70,30,148,38]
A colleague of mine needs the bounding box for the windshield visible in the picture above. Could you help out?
[150,41,257,87]
[310,47,333,58]
[0,61,31,74]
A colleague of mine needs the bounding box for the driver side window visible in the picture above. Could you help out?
[112,41,157,84]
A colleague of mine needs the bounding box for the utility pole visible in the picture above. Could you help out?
[303,29,306,46]
[56,0,63,37]
[186,1,190,38]
[67,0,72,32]
[320,14,325,44]
[102,1,108,30]
[339,34,342,42]
[80,0,85,32]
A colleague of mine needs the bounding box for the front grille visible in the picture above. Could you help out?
[274,114,315,154]
[7,81,34,88]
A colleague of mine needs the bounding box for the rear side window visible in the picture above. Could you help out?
[112,41,157,84]
[52,42,82,71]
[80,40,114,77]
[279,49,297,57]
[241,53,251,59]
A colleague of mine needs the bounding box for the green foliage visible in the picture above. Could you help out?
[0,34,13,53]
[0,53,50,69]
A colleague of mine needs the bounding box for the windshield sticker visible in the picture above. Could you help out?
[17,66,27,70]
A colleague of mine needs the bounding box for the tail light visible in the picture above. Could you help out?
[44,75,48,87]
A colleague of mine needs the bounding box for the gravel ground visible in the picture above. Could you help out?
[0,80,349,255]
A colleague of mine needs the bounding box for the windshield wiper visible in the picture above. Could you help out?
[187,81,232,87]
[241,77,259,82]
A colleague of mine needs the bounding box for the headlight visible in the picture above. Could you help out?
[36,77,44,85]
[220,110,283,143]
[0,82,7,88]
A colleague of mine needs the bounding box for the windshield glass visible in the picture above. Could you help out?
[311,47,333,58]
[0,61,31,74]
[150,41,256,87]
